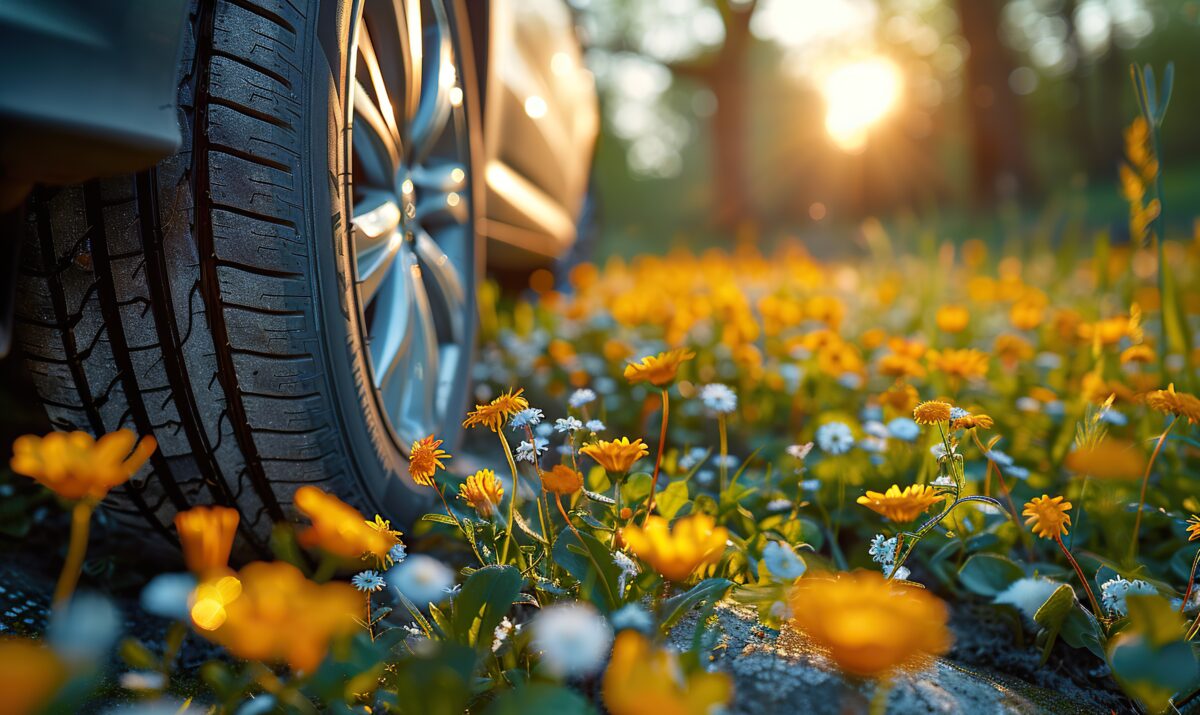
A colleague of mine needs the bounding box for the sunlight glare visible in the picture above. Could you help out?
[821,57,902,154]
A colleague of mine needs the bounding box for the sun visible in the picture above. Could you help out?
[821,57,903,153]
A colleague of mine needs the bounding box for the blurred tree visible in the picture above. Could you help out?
[957,0,1036,204]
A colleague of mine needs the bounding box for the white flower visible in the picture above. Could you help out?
[509,408,544,429]
[120,671,167,691]
[862,420,888,440]
[679,446,709,471]
[612,550,639,593]
[555,416,583,433]
[352,570,386,592]
[492,616,520,653]
[886,418,920,441]
[868,534,898,566]
[1100,577,1157,618]
[49,593,121,666]
[883,564,911,580]
[388,554,456,607]
[994,577,1065,620]
[569,388,597,408]
[761,541,807,580]
[531,603,614,678]
[390,543,408,564]
[931,474,955,487]
[140,572,196,621]
[1016,397,1041,413]
[585,419,606,432]
[699,383,738,414]
[815,422,854,455]
[768,600,793,620]
[786,442,814,461]
[610,604,654,632]
[766,498,793,512]
[516,437,549,462]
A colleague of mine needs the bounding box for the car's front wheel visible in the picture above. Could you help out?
[14,0,481,550]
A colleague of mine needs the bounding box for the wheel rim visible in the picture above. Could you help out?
[348,0,474,449]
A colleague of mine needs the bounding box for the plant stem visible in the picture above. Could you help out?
[869,677,894,715]
[718,413,728,493]
[970,430,1031,558]
[1129,415,1178,562]
[1056,534,1103,618]
[497,433,526,570]
[1182,546,1200,613]
[644,388,670,523]
[54,501,94,609]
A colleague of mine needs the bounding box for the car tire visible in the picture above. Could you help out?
[14,0,482,551]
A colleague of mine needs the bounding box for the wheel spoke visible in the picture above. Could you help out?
[356,23,402,147]
[362,0,421,125]
[409,12,454,164]
[353,82,401,183]
[414,227,466,341]
[369,259,413,394]
[352,194,405,304]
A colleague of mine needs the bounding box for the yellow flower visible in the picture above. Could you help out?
[580,437,649,475]
[10,429,157,501]
[1120,344,1156,365]
[1187,515,1200,542]
[878,353,926,379]
[993,334,1033,368]
[912,400,952,425]
[1010,300,1045,330]
[1063,440,1146,480]
[857,484,945,523]
[1145,384,1200,424]
[294,486,397,562]
[951,413,993,431]
[1023,495,1072,540]
[926,348,989,382]
[409,435,450,486]
[879,383,919,416]
[789,571,952,678]
[462,388,530,432]
[459,469,504,518]
[620,514,727,582]
[602,631,733,715]
[175,505,240,576]
[0,637,66,715]
[541,464,584,495]
[191,561,359,672]
[935,304,970,333]
[623,348,696,386]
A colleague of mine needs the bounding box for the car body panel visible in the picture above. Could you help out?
[0,0,188,209]
[481,0,597,267]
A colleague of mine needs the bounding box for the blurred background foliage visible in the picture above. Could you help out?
[572,0,1200,257]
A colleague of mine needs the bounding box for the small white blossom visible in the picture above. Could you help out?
[569,388,597,408]
[1100,577,1157,618]
[555,416,583,433]
[388,554,455,607]
[699,383,738,414]
[610,604,654,632]
[516,437,550,462]
[762,541,807,580]
[509,408,544,429]
[531,603,614,678]
[492,616,520,653]
[612,550,639,592]
[585,419,606,432]
[786,442,814,461]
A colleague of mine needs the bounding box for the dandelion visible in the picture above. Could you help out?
[352,570,386,593]
[175,505,239,576]
[913,400,953,425]
[857,484,945,523]
[388,554,455,608]
[1100,577,1156,618]
[789,571,951,677]
[620,514,727,582]
[603,631,732,715]
[568,388,597,408]
[555,416,583,433]
[531,603,613,679]
[1023,495,1071,539]
[408,435,450,486]
[952,413,994,431]
[508,407,544,430]
[459,469,504,518]
[190,561,360,672]
[463,388,530,432]
[516,437,549,463]
[815,421,854,455]
[1188,515,1200,541]
[580,437,649,475]
[622,348,695,386]
[699,383,737,414]
[295,486,398,563]
[541,464,583,496]
[10,428,157,501]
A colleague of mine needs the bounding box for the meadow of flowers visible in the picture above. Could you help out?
[4,100,1200,712]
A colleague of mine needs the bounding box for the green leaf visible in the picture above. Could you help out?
[958,553,1024,597]
[1033,583,1077,661]
[623,472,653,503]
[447,565,523,649]
[551,530,621,611]
[484,684,598,715]
[1109,633,1196,714]
[660,578,734,631]
[421,513,460,527]
[119,638,159,670]
[656,480,689,520]
[387,641,478,715]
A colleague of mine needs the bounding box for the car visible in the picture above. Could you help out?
[0,0,597,549]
